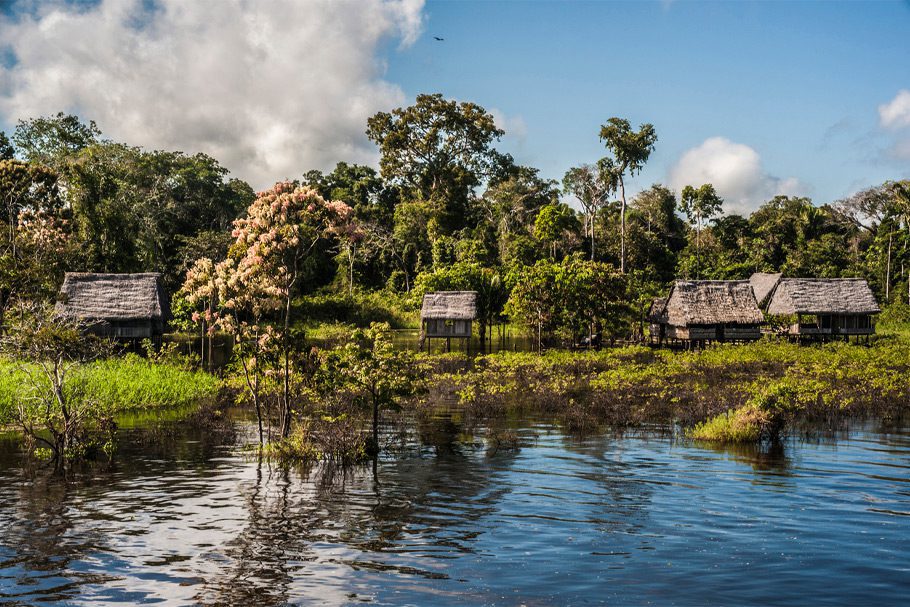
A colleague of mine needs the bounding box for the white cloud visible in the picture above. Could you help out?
[878,89,910,130]
[668,137,806,215]
[0,0,425,189]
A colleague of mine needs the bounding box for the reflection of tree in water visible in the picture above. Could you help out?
[0,452,116,603]
[695,439,793,480]
[555,432,658,540]
[196,413,520,606]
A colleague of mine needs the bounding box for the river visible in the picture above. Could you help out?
[1,416,908,605]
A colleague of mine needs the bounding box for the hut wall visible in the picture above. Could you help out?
[722,325,762,340]
[786,314,874,336]
[87,320,155,339]
[424,318,472,338]
[667,325,717,340]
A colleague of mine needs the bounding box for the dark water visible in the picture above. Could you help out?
[1,418,909,606]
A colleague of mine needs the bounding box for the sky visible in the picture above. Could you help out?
[0,0,908,215]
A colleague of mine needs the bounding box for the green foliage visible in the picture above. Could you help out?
[436,335,910,443]
[689,407,764,443]
[534,203,580,259]
[366,93,508,233]
[0,131,13,160]
[296,290,416,329]
[316,322,426,454]
[505,255,630,348]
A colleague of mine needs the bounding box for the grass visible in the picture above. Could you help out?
[0,354,222,427]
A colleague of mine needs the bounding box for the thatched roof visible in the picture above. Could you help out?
[749,272,782,307]
[56,273,168,322]
[664,280,764,326]
[647,297,667,323]
[766,278,880,315]
[420,291,478,320]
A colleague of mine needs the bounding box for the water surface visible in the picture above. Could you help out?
[1,419,908,605]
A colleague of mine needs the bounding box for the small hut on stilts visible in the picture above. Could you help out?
[764,278,880,342]
[419,291,478,353]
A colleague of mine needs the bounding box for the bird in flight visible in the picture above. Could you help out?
[433,36,444,41]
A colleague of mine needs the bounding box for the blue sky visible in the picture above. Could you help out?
[387,1,910,210]
[0,0,908,213]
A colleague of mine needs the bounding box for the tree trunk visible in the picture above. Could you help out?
[619,178,627,273]
[886,231,892,301]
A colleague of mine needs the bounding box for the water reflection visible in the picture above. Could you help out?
[1,417,909,606]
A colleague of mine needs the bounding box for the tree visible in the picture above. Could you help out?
[534,203,580,259]
[184,182,351,445]
[628,184,687,282]
[0,159,69,331]
[679,183,723,278]
[13,112,100,169]
[0,132,14,160]
[317,322,423,455]
[562,160,618,260]
[598,118,658,273]
[1,306,112,465]
[366,93,507,233]
[505,256,628,350]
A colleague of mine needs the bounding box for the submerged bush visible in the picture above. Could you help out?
[432,334,910,443]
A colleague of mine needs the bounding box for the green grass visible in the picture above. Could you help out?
[689,407,765,443]
[0,354,221,426]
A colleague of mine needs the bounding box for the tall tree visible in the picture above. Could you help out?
[366,93,508,233]
[562,160,618,261]
[13,113,100,169]
[679,183,723,278]
[598,118,657,273]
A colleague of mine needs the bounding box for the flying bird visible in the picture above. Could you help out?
[433,36,444,41]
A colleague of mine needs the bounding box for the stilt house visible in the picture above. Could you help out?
[56,273,169,339]
[765,278,879,337]
[655,280,764,344]
[420,291,477,351]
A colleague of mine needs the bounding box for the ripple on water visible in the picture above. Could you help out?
[0,422,909,605]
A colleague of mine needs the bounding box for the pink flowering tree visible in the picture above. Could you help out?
[330,200,365,296]
[179,257,219,370]
[182,182,352,446]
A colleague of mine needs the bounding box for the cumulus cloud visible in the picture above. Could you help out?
[668,137,806,215]
[878,89,910,130]
[0,0,425,188]
[877,89,910,162]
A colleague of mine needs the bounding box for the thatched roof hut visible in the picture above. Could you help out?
[766,278,880,316]
[765,278,879,337]
[420,291,477,340]
[56,273,169,338]
[749,272,782,308]
[661,280,763,342]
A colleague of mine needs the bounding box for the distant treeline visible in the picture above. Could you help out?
[1,94,909,341]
